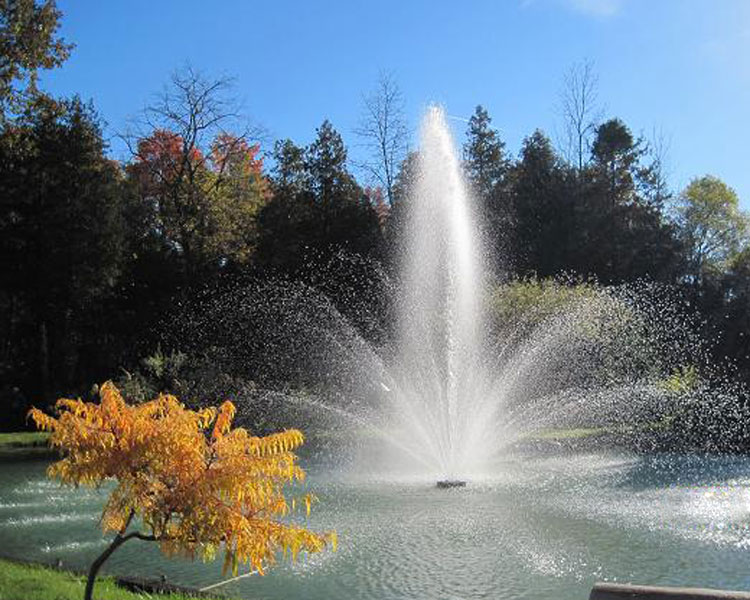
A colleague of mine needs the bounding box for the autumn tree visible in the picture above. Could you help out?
[126,67,268,282]
[29,382,335,600]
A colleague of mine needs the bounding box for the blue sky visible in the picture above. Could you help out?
[42,0,750,203]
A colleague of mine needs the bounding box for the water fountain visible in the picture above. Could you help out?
[4,106,750,600]
[391,105,482,485]
[175,105,741,483]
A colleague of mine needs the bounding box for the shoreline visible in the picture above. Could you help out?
[0,555,228,599]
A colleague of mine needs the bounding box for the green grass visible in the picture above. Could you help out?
[0,432,49,448]
[0,432,52,459]
[527,416,676,442]
[529,426,607,440]
[0,559,222,600]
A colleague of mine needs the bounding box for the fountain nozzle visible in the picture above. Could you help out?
[436,480,466,489]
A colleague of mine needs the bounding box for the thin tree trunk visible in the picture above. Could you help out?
[84,533,130,600]
[83,511,151,600]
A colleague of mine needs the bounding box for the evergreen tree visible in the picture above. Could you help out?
[573,118,682,283]
[257,121,382,273]
[463,105,512,272]
[463,105,509,202]
[0,95,126,413]
[510,129,572,277]
[271,139,308,196]
[590,118,643,206]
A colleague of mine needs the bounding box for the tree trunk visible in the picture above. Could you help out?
[84,533,131,600]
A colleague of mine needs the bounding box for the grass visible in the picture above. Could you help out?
[528,416,676,442]
[0,432,49,447]
[529,426,607,440]
[0,559,223,600]
[0,432,52,459]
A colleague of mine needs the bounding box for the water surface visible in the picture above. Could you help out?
[2,452,750,599]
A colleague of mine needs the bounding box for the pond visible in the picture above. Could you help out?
[2,452,750,599]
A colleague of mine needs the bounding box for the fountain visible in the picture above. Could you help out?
[392,105,483,484]
[174,105,743,485]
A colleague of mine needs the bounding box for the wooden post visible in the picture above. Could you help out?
[590,583,750,600]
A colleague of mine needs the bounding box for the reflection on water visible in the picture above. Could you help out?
[2,453,750,599]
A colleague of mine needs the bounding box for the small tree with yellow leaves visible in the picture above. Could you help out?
[29,382,336,600]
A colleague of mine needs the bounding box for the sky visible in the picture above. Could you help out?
[41,0,750,203]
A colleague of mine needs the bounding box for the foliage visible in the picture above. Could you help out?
[510,129,572,276]
[128,128,268,277]
[675,175,748,281]
[488,278,599,329]
[463,105,512,266]
[124,67,270,288]
[659,365,700,395]
[0,0,73,119]
[116,348,189,403]
[29,383,335,600]
[115,349,261,428]
[3,6,750,453]
[571,119,681,283]
[590,118,644,205]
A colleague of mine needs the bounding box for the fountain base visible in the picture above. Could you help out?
[436,480,466,489]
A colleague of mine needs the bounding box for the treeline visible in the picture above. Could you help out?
[2,2,749,428]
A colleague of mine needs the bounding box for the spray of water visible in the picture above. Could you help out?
[395,106,483,477]
[174,106,746,482]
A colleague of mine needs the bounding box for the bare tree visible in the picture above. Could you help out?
[558,59,602,172]
[354,71,409,205]
[641,126,673,208]
[124,65,265,182]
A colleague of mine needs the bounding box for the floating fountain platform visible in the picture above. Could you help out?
[436,480,466,489]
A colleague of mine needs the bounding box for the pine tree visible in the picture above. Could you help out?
[463,105,509,202]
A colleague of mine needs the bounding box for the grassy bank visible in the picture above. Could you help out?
[0,432,52,459]
[0,559,224,600]
[0,432,49,447]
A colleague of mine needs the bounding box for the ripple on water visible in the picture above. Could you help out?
[42,539,108,554]
[4,455,750,600]
[1,512,98,527]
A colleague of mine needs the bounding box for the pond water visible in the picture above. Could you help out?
[2,452,750,599]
